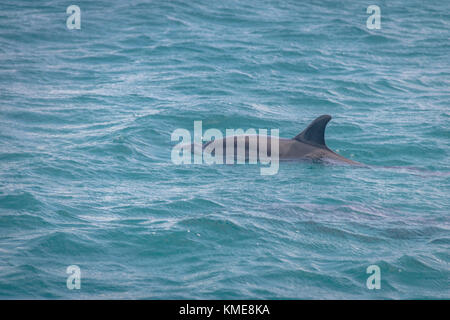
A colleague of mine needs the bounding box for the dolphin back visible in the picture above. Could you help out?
[293,115,332,148]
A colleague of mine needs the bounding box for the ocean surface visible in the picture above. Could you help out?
[0,0,449,299]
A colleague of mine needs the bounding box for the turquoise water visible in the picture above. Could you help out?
[0,0,449,299]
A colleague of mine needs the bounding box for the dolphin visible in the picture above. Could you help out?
[194,115,361,165]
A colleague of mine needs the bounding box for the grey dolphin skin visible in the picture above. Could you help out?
[197,115,361,165]
[278,114,361,164]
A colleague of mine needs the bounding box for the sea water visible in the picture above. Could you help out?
[0,0,449,299]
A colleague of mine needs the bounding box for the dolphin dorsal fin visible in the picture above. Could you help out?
[293,115,332,147]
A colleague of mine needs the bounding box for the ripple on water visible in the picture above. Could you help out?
[0,0,449,299]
